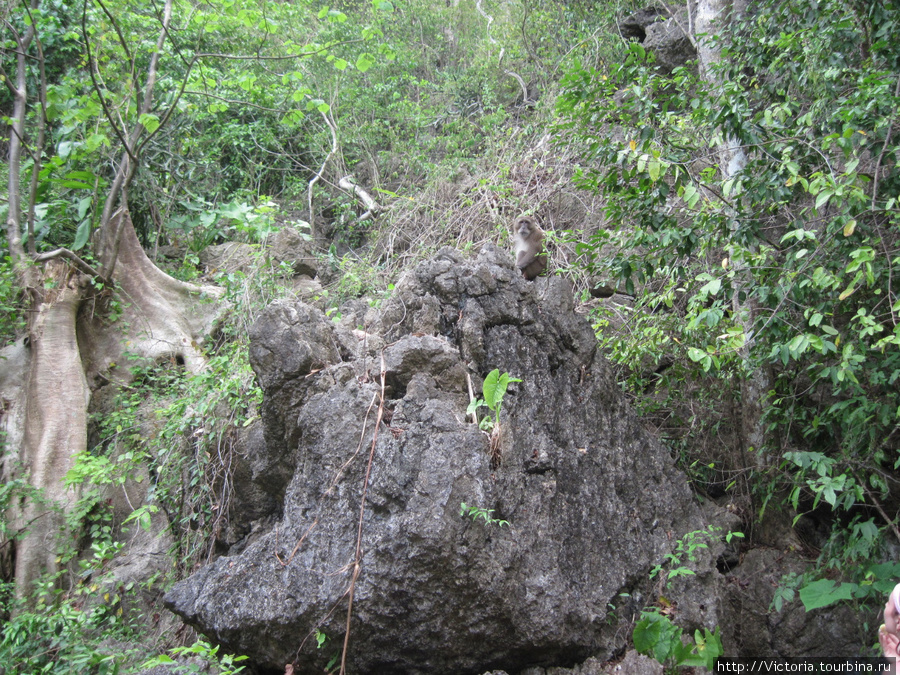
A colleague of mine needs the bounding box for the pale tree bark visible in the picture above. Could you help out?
[693,0,769,465]
[14,260,90,595]
[2,0,39,271]
[694,0,748,177]
[3,0,223,598]
[80,210,223,381]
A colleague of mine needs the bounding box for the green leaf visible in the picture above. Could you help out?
[687,347,708,362]
[481,369,521,412]
[815,189,833,210]
[56,178,92,189]
[466,398,485,416]
[139,113,160,134]
[798,579,856,611]
[838,271,863,300]
[700,277,721,296]
[356,52,376,73]
[77,197,93,219]
[843,219,856,237]
[72,218,91,251]
[482,369,502,410]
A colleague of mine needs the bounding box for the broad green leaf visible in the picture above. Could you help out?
[72,219,91,251]
[85,133,108,151]
[798,579,856,611]
[700,278,721,296]
[77,197,92,219]
[481,369,521,411]
[139,113,160,133]
[482,370,501,409]
[815,189,833,210]
[356,52,375,72]
[56,178,92,189]
[687,347,708,363]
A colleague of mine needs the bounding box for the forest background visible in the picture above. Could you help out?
[2,0,900,671]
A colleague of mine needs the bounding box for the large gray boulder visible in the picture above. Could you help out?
[164,245,717,673]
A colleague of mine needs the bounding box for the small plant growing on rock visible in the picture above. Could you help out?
[633,609,723,671]
[467,369,521,433]
[460,502,509,527]
[140,639,248,674]
[467,369,521,467]
[650,525,743,588]
[635,526,737,671]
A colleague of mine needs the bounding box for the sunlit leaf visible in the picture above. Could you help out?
[356,52,375,72]
[139,113,160,133]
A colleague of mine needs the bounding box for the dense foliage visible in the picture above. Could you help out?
[7,0,900,668]
[1,0,626,670]
[557,0,900,590]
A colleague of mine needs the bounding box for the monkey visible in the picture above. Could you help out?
[511,215,547,280]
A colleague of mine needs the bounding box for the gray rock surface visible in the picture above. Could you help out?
[643,7,695,74]
[164,245,717,674]
[199,242,257,275]
[267,225,317,277]
[722,548,877,658]
[503,650,663,675]
[622,5,697,74]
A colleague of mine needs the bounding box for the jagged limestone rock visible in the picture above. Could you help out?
[165,245,719,674]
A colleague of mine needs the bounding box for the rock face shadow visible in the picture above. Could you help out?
[164,245,717,674]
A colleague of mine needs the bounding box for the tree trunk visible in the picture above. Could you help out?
[79,211,224,382]
[2,0,226,600]
[14,259,89,596]
[694,0,769,465]
[8,212,224,596]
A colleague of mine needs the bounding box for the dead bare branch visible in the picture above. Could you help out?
[338,176,382,222]
[309,108,339,239]
[32,248,102,278]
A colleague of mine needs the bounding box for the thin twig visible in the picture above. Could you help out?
[339,351,385,675]
[851,467,900,546]
[308,109,339,239]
